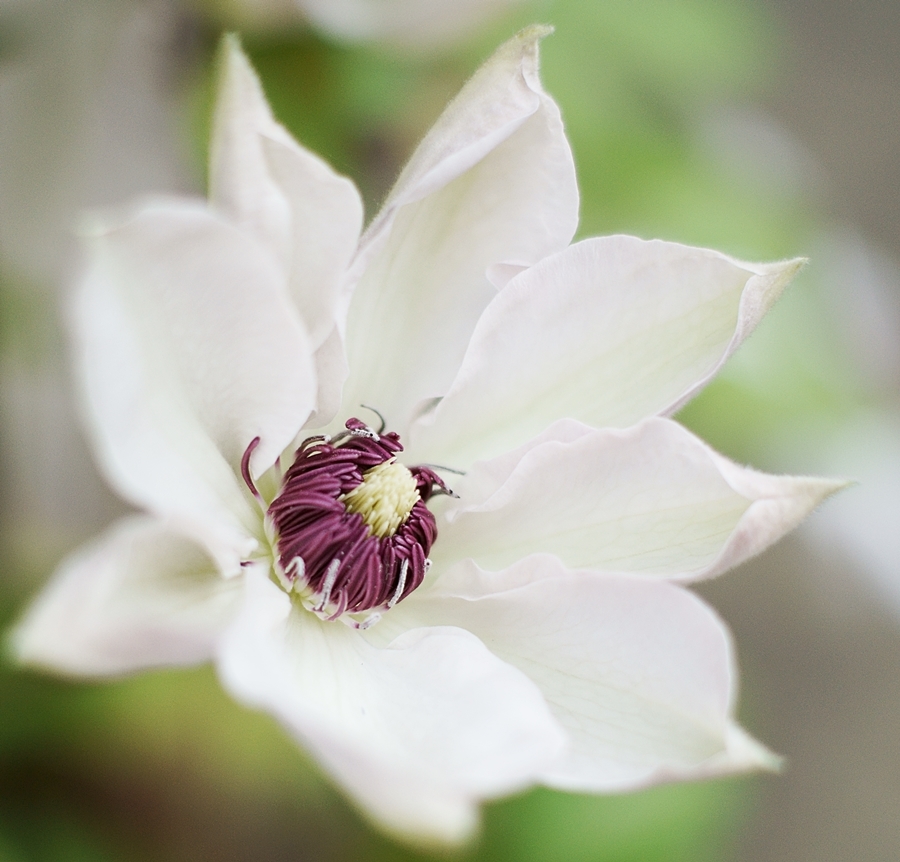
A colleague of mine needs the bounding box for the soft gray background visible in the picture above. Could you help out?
[705,2,900,859]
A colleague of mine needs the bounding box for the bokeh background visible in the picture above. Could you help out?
[2,0,899,859]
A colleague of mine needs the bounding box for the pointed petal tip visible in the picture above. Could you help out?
[722,723,784,774]
[517,23,555,42]
[740,253,807,280]
[7,588,64,672]
[765,253,808,289]
[511,24,553,67]
[218,31,246,65]
[6,606,79,678]
[5,627,84,680]
[487,24,553,77]
[672,724,782,782]
[771,254,808,274]
[775,473,852,515]
[738,254,808,325]
[658,459,853,585]
[215,32,257,98]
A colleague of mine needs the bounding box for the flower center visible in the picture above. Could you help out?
[264,418,450,626]
[342,459,420,538]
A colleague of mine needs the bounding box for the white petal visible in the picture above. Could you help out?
[411,236,803,466]
[217,571,564,842]
[76,199,314,572]
[303,325,350,430]
[209,35,294,272]
[437,418,595,509]
[261,135,363,350]
[338,27,578,433]
[394,556,777,791]
[210,36,363,350]
[12,517,242,676]
[300,0,525,49]
[433,418,843,580]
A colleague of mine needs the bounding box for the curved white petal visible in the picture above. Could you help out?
[11,517,242,676]
[217,571,564,842]
[426,418,595,517]
[300,0,525,49]
[261,135,363,350]
[411,236,803,466]
[433,418,843,580]
[210,37,363,352]
[338,27,578,433]
[390,556,777,791]
[303,325,350,430]
[75,198,314,572]
[210,35,294,274]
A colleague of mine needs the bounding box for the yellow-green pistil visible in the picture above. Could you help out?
[342,459,420,538]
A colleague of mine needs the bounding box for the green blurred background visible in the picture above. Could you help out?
[2,0,899,859]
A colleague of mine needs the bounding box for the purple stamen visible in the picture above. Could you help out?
[267,418,451,618]
[241,436,262,500]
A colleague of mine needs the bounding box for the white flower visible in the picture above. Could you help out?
[13,29,842,844]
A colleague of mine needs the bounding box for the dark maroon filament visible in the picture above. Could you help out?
[241,436,262,500]
[265,418,450,617]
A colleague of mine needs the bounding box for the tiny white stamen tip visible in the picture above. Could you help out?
[351,427,380,441]
[388,558,409,608]
[287,556,306,591]
[355,613,382,630]
[315,558,341,612]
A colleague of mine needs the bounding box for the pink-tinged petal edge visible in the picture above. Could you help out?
[409,237,804,467]
[12,517,242,677]
[431,418,844,581]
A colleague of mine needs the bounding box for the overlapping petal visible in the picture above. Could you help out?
[341,27,578,433]
[12,517,242,676]
[217,571,564,842]
[75,198,314,571]
[209,35,296,273]
[211,37,363,358]
[385,556,777,790]
[410,236,803,466]
[432,417,842,579]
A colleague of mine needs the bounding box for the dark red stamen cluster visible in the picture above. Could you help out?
[266,418,449,618]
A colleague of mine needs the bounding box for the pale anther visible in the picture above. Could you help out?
[342,459,420,538]
[354,613,382,631]
[316,558,341,611]
[388,559,409,609]
[288,556,305,583]
[351,426,380,441]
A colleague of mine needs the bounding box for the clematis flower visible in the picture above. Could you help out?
[13,29,842,843]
